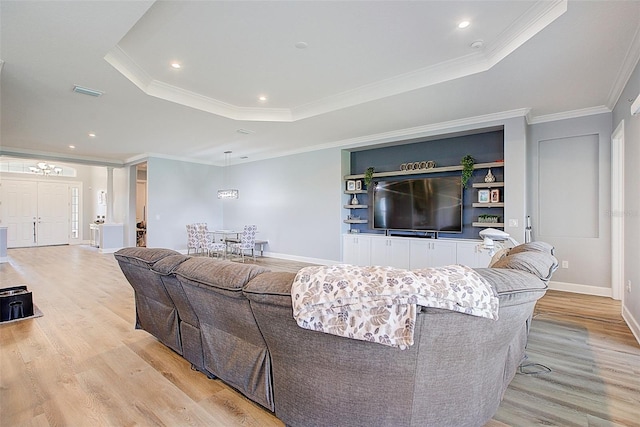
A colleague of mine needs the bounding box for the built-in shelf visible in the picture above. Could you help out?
[344,219,368,224]
[472,202,505,208]
[472,182,505,188]
[344,161,504,180]
[472,222,505,228]
[345,190,367,194]
[344,205,368,209]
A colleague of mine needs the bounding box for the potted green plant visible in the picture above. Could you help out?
[478,214,500,223]
[460,155,475,188]
[364,167,375,188]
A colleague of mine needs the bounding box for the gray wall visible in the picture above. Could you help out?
[613,59,640,340]
[145,157,222,250]
[528,113,612,291]
[223,148,344,264]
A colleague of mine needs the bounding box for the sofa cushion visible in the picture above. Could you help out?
[243,272,297,308]
[508,241,555,256]
[175,258,269,293]
[491,251,558,282]
[153,254,191,275]
[114,247,180,269]
[474,268,548,307]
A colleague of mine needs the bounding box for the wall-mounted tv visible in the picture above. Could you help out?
[371,176,463,233]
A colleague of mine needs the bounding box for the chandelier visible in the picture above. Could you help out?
[217,151,239,199]
[29,162,63,176]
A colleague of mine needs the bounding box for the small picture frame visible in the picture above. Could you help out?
[478,189,490,203]
[490,189,500,203]
[355,180,362,191]
[347,180,356,191]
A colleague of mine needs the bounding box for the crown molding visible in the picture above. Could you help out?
[124,152,219,167]
[105,46,293,122]
[483,0,567,67]
[607,22,640,109]
[0,147,124,167]
[527,105,611,124]
[105,1,566,123]
[238,109,530,165]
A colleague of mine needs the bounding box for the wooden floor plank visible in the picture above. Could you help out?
[1,246,639,426]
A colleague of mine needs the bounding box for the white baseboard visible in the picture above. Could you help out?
[263,251,337,266]
[622,305,640,345]
[98,247,123,254]
[0,256,8,263]
[547,280,612,297]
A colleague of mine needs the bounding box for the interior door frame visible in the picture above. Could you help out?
[611,120,625,301]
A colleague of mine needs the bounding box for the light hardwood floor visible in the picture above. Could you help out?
[1,245,639,426]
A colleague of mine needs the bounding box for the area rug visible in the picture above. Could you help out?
[0,304,43,325]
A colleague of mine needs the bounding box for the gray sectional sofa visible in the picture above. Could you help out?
[115,243,557,427]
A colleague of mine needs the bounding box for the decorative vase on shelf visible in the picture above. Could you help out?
[351,194,359,205]
[484,169,496,183]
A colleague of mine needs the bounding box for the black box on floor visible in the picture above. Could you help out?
[0,285,34,321]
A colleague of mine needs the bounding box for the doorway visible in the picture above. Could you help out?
[1,180,72,247]
[136,163,147,247]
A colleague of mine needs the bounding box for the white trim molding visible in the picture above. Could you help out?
[622,305,640,345]
[547,280,613,298]
[611,121,625,301]
[105,1,566,123]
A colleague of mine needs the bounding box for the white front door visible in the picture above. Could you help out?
[1,180,38,247]
[1,180,70,247]
[37,182,69,246]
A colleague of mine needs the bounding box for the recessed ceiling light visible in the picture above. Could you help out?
[236,128,254,135]
[171,62,181,69]
[470,40,484,49]
[88,132,96,138]
[295,41,308,49]
[240,156,249,160]
[68,145,75,149]
[458,21,470,29]
[258,95,267,102]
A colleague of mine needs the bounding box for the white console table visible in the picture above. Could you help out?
[96,223,124,253]
[89,223,100,247]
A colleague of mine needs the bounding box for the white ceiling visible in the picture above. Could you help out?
[1,1,639,166]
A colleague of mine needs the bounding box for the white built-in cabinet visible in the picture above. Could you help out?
[343,234,490,269]
[342,234,372,266]
[408,239,457,269]
[455,240,492,268]
[370,237,411,269]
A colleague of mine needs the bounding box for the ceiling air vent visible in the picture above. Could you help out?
[73,85,104,97]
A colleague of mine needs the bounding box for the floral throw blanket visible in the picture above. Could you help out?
[291,264,498,349]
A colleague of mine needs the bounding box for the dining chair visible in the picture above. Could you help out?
[186,224,201,255]
[198,223,227,258]
[229,225,257,262]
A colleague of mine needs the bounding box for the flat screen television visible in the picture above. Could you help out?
[371,176,463,232]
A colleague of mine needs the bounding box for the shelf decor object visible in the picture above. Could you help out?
[478,189,490,203]
[364,167,375,187]
[478,214,500,223]
[351,194,359,205]
[460,155,475,188]
[484,169,496,183]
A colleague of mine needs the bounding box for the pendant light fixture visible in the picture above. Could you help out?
[217,150,239,199]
